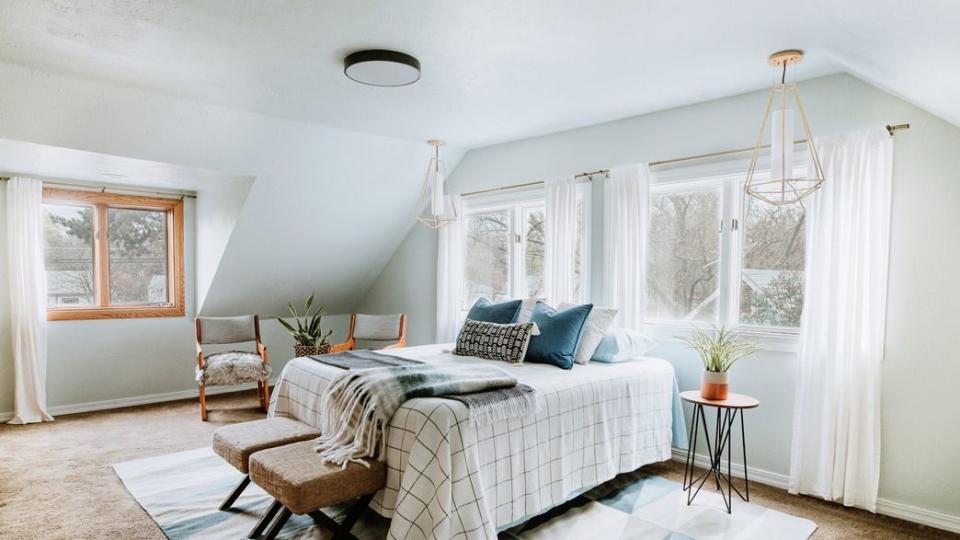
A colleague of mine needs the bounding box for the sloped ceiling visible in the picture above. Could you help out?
[0,60,464,318]
[0,1,956,148]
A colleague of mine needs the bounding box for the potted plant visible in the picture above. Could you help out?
[678,326,759,400]
[277,292,334,357]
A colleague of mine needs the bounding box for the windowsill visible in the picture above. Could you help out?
[643,321,799,353]
[48,305,185,321]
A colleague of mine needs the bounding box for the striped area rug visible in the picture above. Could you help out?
[113,448,815,539]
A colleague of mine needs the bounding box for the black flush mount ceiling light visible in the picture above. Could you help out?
[344,49,421,87]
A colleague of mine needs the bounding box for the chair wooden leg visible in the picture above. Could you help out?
[261,380,270,412]
[249,499,281,538]
[263,506,292,540]
[199,383,208,421]
[219,475,251,511]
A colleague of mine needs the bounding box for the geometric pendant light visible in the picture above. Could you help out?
[416,139,458,229]
[745,50,826,206]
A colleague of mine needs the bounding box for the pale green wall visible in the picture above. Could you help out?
[359,73,960,519]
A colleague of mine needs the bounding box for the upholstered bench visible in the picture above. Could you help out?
[249,440,387,540]
[211,417,320,512]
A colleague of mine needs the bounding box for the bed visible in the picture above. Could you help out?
[268,343,686,539]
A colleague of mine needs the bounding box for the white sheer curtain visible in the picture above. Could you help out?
[603,164,650,329]
[435,195,464,343]
[6,177,54,424]
[789,128,893,511]
[544,175,578,304]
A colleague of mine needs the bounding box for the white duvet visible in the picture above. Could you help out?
[269,344,682,540]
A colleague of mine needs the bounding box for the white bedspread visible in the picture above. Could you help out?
[269,344,679,539]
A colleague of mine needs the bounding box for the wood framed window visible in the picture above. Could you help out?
[42,188,185,320]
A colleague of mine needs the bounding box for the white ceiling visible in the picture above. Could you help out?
[0,1,956,148]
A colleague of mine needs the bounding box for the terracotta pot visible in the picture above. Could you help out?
[700,370,729,400]
[294,343,331,357]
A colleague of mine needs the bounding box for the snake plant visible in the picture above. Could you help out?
[277,292,333,346]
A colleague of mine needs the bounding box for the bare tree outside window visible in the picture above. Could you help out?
[646,188,721,321]
[44,204,95,306]
[739,196,805,327]
[108,208,169,305]
[464,209,511,307]
[462,194,588,308]
[524,208,545,298]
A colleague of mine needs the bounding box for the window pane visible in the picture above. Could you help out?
[646,187,721,322]
[574,196,585,301]
[463,209,511,307]
[524,207,545,298]
[739,196,805,327]
[44,204,95,306]
[108,208,168,305]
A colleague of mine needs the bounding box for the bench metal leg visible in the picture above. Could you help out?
[262,506,292,540]
[219,475,251,511]
[249,499,282,538]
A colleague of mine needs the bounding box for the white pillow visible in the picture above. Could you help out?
[559,302,618,365]
[515,297,543,323]
[590,327,657,363]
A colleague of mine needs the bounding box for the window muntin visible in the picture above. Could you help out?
[42,188,184,320]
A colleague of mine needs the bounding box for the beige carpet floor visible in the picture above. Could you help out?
[0,390,955,539]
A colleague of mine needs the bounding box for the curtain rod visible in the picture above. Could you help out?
[0,176,197,199]
[461,123,910,198]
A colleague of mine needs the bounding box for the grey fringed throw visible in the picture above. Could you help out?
[315,363,536,467]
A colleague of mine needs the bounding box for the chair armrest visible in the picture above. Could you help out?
[257,342,269,364]
[382,340,406,350]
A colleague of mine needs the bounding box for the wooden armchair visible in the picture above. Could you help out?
[330,313,408,353]
[195,315,270,421]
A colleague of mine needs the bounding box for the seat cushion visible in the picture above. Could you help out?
[196,351,270,386]
[249,440,386,514]
[212,418,320,473]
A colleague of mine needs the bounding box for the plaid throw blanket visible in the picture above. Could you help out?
[309,349,424,369]
[316,363,536,467]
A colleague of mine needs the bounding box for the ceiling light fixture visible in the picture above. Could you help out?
[745,49,825,206]
[344,49,421,87]
[416,139,457,229]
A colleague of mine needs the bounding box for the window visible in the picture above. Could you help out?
[462,187,589,309]
[43,188,185,320]
[647,161,805,333]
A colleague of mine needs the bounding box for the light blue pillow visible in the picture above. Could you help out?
[525,302,593,369]
[465,298,522,324]
[591,327,657,363]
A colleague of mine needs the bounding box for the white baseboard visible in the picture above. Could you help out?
[670,448,960,534]
[0,379,277,423]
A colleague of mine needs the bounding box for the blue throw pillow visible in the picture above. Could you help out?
[525,302,593,369]
[465,298,522,324]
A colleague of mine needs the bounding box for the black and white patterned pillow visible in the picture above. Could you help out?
[454,319,539,364]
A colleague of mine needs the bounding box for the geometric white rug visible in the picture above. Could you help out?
[114,447,816,540]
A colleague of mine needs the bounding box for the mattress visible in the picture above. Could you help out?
[269,344,684,539]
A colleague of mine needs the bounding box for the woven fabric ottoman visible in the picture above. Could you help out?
[249,440,387,540]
